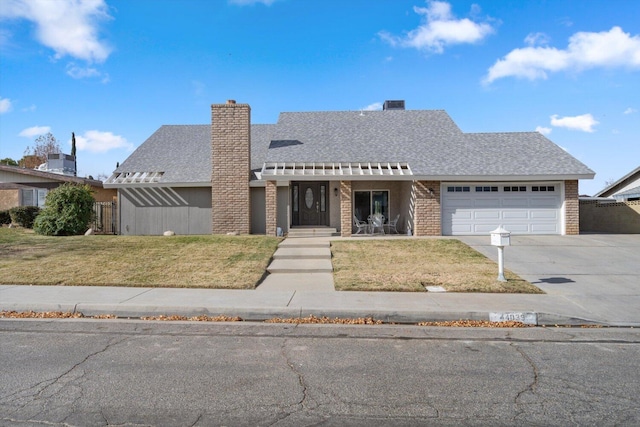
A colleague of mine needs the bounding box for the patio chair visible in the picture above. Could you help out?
[353,214,369,234]
[385,214,400,234]
[369,214,385,235]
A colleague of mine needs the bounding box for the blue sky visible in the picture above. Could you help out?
[1,0,639,195]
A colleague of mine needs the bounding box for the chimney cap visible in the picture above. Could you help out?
[227,99,236,104]
[383,100,405,110]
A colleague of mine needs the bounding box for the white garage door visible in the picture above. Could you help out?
[442,183,562,235]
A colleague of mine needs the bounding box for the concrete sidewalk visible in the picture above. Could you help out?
[1,234,638,327]
[0,282,633,326]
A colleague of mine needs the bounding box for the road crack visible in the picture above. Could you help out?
[511,343,543,422]
[0,336,128,422]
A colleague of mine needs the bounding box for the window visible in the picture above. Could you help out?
[505,186,527,192]
[292,185,298,212]
[448,186,470,192]
[20,188,48,207]
[354,190,389,222]
[532,186,555,192]
[320,185,326,212]
[476,186,498,192]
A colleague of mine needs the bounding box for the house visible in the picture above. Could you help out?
[593,166,640,201]
[104,100,594,236]
[580,165,640,233]
[0,161,115,211]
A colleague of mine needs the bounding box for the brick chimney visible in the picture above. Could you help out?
[211,100,251,234]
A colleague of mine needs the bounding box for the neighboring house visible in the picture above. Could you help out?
[0,163,114,211]
[593,166,640,201]
[105,100,594,236]
[580,165,640,234]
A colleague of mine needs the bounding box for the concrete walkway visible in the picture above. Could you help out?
[257,233,335,292]
[1,234,638,327]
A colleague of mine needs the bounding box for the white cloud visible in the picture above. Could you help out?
[21,104,36,112]
[550,114,599,133]
[379,0,494,54]
[484,26,640,84]
[362,102,383,111]
[66,63,100,78]
[0,97,12,114]
[535,126,552,135]
[73,130,133,153]
[524,32,550,47]
[0,0,112,63]
[18,125,51,137]
[228,0,277,5]
[624,107,637,114]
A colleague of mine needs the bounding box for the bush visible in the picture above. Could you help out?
[8,206,41,228]
[33,184,95,236]
[0,210,12,225]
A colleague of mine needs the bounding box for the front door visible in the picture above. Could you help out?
[293,182,329,226]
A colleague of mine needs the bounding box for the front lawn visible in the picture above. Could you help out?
[331,239,542,293]
[0,228,280,289]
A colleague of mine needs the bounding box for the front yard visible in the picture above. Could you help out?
[331,239,541,293]
[0,228,280,289]
[0,228,540,293]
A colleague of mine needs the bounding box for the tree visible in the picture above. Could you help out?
[0,157,19,166]
[21,132,61,167]
[71,132,77,176]
[33,184,95,236]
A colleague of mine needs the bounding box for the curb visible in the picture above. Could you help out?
[1,303,616,327]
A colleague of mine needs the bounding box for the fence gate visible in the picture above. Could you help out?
[92,201,117,234]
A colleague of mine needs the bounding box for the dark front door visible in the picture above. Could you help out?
[294,182,329,226]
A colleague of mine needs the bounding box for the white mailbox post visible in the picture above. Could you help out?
[490,226,511,282]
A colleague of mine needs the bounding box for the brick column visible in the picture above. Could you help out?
[265,180,277,236]
[413,180,441,236]
[340,181,352,237]
[211,100,251,234]
[564,180,579,235]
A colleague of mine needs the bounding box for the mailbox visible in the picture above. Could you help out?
[490,226,511,247]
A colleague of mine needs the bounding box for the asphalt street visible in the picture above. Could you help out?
[1,319,639,426]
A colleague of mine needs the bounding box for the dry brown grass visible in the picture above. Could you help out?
[0,227,280,289]
[331,239,542,293]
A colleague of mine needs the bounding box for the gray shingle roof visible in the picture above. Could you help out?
[111,108,594,185]
[265,110,463,165]
[115,125,211,184]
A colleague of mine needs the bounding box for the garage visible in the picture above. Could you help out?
[441,183,562,235]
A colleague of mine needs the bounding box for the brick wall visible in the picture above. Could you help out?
[265,180,277,236]
[564,180,579,235]
[211,101,251,234]
[340,181,352,237]
[413,180,441,236]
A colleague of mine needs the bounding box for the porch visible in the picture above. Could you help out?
[257,179,442,237]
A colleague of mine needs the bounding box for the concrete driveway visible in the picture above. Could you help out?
[458,234,640,324]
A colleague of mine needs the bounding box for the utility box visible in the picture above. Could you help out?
[490,226,511,247]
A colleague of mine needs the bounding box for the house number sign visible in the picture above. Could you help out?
[489,312,537,325]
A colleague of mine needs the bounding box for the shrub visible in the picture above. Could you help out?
[0,210,12,225]
[33,184,95,236]
[8,206,41,228]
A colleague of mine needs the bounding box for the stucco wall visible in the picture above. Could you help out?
[91,187,117,202]
[0,189,19,211]
[277,186,289,234]
[580,200,640,234]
